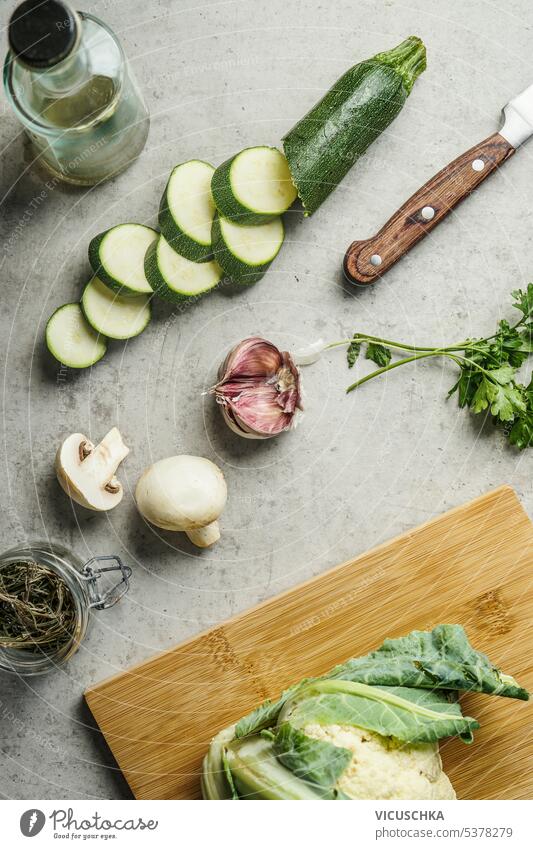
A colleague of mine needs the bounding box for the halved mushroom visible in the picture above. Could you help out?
[135,455,227,547]
[55,427,130,511]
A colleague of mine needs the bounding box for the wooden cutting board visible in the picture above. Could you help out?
[85,486,533,800]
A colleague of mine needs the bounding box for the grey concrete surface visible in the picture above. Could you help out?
[0,0,531,799]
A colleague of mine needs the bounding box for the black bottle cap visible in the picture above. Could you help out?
[8,0,79,69]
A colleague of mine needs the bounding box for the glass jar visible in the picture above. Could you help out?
[4,2,150,185]
[0,541,131,676]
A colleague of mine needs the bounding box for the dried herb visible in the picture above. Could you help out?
[0,560,77,655]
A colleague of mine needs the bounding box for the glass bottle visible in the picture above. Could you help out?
[4,0,150,185]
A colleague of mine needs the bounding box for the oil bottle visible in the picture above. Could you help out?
[4,0,150,185]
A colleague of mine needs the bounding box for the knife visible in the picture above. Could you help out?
[343,82,533,286]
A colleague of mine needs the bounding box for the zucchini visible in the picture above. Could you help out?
[88,223,157,295]
[46,303,107,368]
[211,214,284,285]
[282,36,426,215]
[211,147,297,225]
[145,234,223,302]
[81,277,151,340]
[159,160,216,262]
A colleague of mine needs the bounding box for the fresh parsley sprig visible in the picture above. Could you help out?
[331,284,533,450]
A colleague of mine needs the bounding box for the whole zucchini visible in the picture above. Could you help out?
[283,36,426,215]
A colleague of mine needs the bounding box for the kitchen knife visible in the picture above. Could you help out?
[343,82,533,286]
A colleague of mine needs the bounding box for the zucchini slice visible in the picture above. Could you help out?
[46,303,107,368]
[88,223,157,295]
[81,277,151,340]
[159,160,216,262]
[211,214,284,285]
[211,147,297,225]
[144,234,223,302]
[283,36,426,215]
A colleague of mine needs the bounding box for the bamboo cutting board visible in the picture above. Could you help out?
[86,486,533,800]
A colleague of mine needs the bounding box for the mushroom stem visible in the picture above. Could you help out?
[186,521,221,548]
[82,427,129,484]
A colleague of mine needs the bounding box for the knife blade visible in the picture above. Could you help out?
[344,82,533,286]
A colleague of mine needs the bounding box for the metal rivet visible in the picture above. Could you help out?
[472,158,485,171]
[421,205,435,221]
[370,254,382,267]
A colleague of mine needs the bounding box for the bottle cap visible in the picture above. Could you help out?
[8,0,79,69]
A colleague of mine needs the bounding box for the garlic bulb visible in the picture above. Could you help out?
[212,337,302,439]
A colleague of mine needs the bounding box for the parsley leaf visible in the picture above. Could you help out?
[448,369,482,408]
[509,412,533,449]
[520,326,533,353]
[470,368,523,422]
[366,343,392,367]
[490,383,526,422]
[347,337,361,369]
[487,364,515,385]
[512,284,533,319]
[508,373,533,447]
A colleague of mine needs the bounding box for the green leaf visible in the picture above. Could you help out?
[507,375,533,449]
[471,377,496,414]
[487,364,515,385]
[222,750,240,799]
[463,339,491,365]
[489,383,526,422]
[274,723,352,789]
[234,625,529,740]
[225,735,329,799]
[235,689,298,738]
[513,324,533,356]
[470,373,524,422]
[512,283,533,319]
[328,624,529,700]
[347,337,361,368]
[490,321,532,367]
[508,412,533,449]
[448,368,481,408]
[284,680,479,744]
[366,342,392,367]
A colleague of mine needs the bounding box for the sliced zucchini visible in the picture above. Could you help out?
[46,303,106,368]
[144,234,223,303]
[159,160,216,262]
[211,214,284,285]
[211,147,297,225]
[81,277,151,340]
[88,223,157,295]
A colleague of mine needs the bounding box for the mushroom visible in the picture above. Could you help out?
[55,427,130,511]
[135,455,227,547]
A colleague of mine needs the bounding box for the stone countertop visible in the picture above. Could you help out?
[0,0,531,799]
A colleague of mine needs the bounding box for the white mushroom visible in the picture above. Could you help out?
[55,427,130,511]
[135,455,227,547]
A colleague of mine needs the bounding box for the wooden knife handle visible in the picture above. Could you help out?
[344,132,515,286]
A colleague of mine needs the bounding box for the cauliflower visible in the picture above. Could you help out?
[304,723,456,800]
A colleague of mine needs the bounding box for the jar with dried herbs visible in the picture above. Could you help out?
[0,542,131,676]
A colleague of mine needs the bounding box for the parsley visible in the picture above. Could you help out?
[341,284,533,450]
[366,342,392,367]
[346,337,361,368]
[346,338,391,369]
